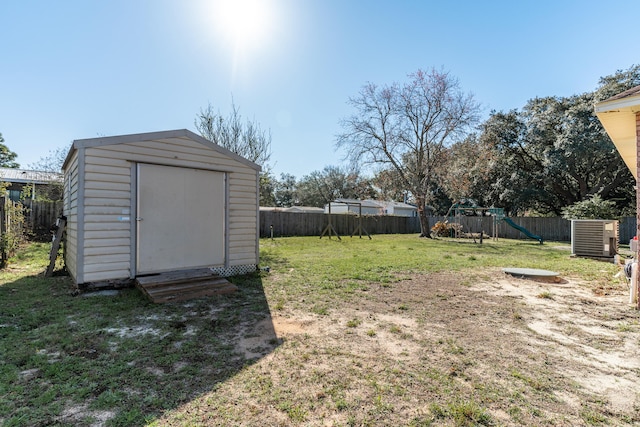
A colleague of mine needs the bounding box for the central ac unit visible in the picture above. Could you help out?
[571,219,618,258]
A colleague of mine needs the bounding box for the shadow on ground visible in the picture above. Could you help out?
[0,270,278,426]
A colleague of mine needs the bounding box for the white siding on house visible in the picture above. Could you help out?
[324,200,417,217]
[63,130,260,285]
[326,203,382,216]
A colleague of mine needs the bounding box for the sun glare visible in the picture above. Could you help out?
[214,0,273,50]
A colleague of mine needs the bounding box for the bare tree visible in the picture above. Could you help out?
[337,68,480,237]
[195,101,272,168]
[26,145,70,201]
[28,145,71,173]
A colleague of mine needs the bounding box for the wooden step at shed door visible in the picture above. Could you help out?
[135,268,237,303]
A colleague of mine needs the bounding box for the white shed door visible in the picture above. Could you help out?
[136,163,225,274]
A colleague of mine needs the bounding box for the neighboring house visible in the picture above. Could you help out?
[325,199,424,217]
[284,206,324,213]
[259,206,325,213]
[325,199,385,215]
[0,167,63,201]
[380,201,418,217]
[259,206,281,212]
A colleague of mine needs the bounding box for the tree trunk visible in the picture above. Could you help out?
[416,197,432,238]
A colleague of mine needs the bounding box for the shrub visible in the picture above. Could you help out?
[561,194,618,220]
[0,199,25,267]
[431,220,462,237]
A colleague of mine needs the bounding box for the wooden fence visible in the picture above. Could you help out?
[0,197,25,266]
[259,211,638,243]
[260,211,420,238]
[21,200,63,240]
[4,201,638,246]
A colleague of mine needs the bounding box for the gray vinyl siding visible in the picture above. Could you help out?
[63,150,80,283]
[80,148,132,282]
[65,131,259,284]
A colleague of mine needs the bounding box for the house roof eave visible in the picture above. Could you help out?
[595,88,640,180]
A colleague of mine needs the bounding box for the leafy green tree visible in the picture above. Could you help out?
[0,133,19,168]
[371,166,453,214]
[371,168,407,202]
[473,110,537,215]
[337,68,480,236]
[467,65,640,216]
[561,194,618,220]
[439,134,494,205]
[296,166,375,207]
[529,94,632,214]
[274,173,298,207]
[594,64,640,101]
[259,172,276,206]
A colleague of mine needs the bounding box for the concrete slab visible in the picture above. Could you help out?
[81,290,121,297]
[502,268,560,278]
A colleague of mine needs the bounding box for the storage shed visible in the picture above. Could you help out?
[62,129,260,286]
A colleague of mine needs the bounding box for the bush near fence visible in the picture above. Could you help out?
[0,199,62,247]
[0,197,25,266]
[259,211,638,244]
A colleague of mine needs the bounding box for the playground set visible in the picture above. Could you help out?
[318,198,543,244]
[320,201,371,240]
[440,201,543,244]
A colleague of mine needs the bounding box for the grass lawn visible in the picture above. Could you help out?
[1,236,639,426]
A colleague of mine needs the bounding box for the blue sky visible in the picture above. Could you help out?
[1,0,639,178]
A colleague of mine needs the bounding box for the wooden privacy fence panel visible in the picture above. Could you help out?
[259,212,638,243]
[432,216,571,242]
[24,200,63,239]
[498,216,569,241]
[619,217,636,244]
[260,211,421,237]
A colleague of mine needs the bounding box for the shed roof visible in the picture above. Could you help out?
[384,201,417,210]
[284,206,325,213]
[259,206,325,213]
[63,129,261,172]
[595,85,640,178]
[333,198,384,208]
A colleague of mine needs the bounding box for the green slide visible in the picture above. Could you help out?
[503,217,543,244]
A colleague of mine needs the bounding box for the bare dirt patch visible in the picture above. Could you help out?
[210,270,640,425]
[475,273,640,415]
[161,268,640,426]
